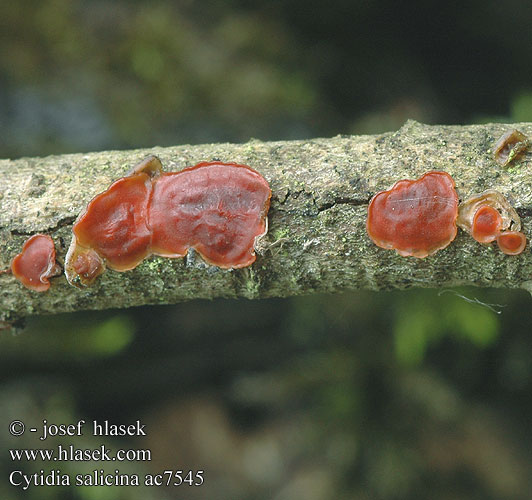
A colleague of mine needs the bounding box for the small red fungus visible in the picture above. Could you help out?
[149,162,271,268]
[493,129,529,166]
[366,171,458,258]
[457,190,521,235]
[11,234,61,291]
[458,190,526,255]
[496,231,527,255]
[70,249,106,285]
[71,172,152,271]
[65,157,271,286]
[471,205,503,243]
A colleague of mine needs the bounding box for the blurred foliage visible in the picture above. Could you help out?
[394,291,499,366]
[1,289,531,500]
[1,316,135,361]
[511,91,532,123]
[1,0,532,499]
[0,0,318,156]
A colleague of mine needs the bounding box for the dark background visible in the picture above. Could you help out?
[1,1,531,499]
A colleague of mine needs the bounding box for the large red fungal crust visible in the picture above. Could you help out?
[65,158,271,285]
[149,162,271,268]
[11,234,60,292]
[496,231,526,255]
[367,171,458,258]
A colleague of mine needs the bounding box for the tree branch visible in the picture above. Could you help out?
[2,120,532,321]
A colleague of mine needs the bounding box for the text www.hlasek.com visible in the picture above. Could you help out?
[10,444,151,462]
[8,419,204,489]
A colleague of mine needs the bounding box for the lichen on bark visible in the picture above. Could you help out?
[1,120,532,322]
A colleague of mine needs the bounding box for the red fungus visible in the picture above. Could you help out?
[457,190,526,255]
[471,205,503,243]
[70,249,106,285]
[496,231,527,255]
[457,190,521,235]
[149,162,271,268]
[493,129,529,166]
[366,171,458,258]
[11,234,61,291]
[65,156,164,286]
[65,157,271,286]
[71,172,152,271]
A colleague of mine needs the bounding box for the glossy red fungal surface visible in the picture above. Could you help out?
[367,171,459,258]
[496,231,526,255]
[73,173,152,271]
[65,157,271,285]
[11,234,60,291]
[149,162,271,268]
[471,205,503,243]
[457,189,521,235]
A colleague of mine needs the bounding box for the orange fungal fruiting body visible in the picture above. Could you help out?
[457,190,527,255]
[70,248,106,284]
[496,231,526,255]
[65,156,271,286]
[72,172,152,271]
[149,162,271,268]
[367,171,459,258]
[11,234,61,292]
[457,189,521,235]
[471,205,503,243]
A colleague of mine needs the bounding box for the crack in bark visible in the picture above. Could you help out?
[10,216,77,237]
[317,196,371,213]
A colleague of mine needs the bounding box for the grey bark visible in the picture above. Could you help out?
[1,120,532,322]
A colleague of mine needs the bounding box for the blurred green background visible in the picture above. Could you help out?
[1,1,532,499]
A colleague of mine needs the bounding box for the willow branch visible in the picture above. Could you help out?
[2,120,532,321]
